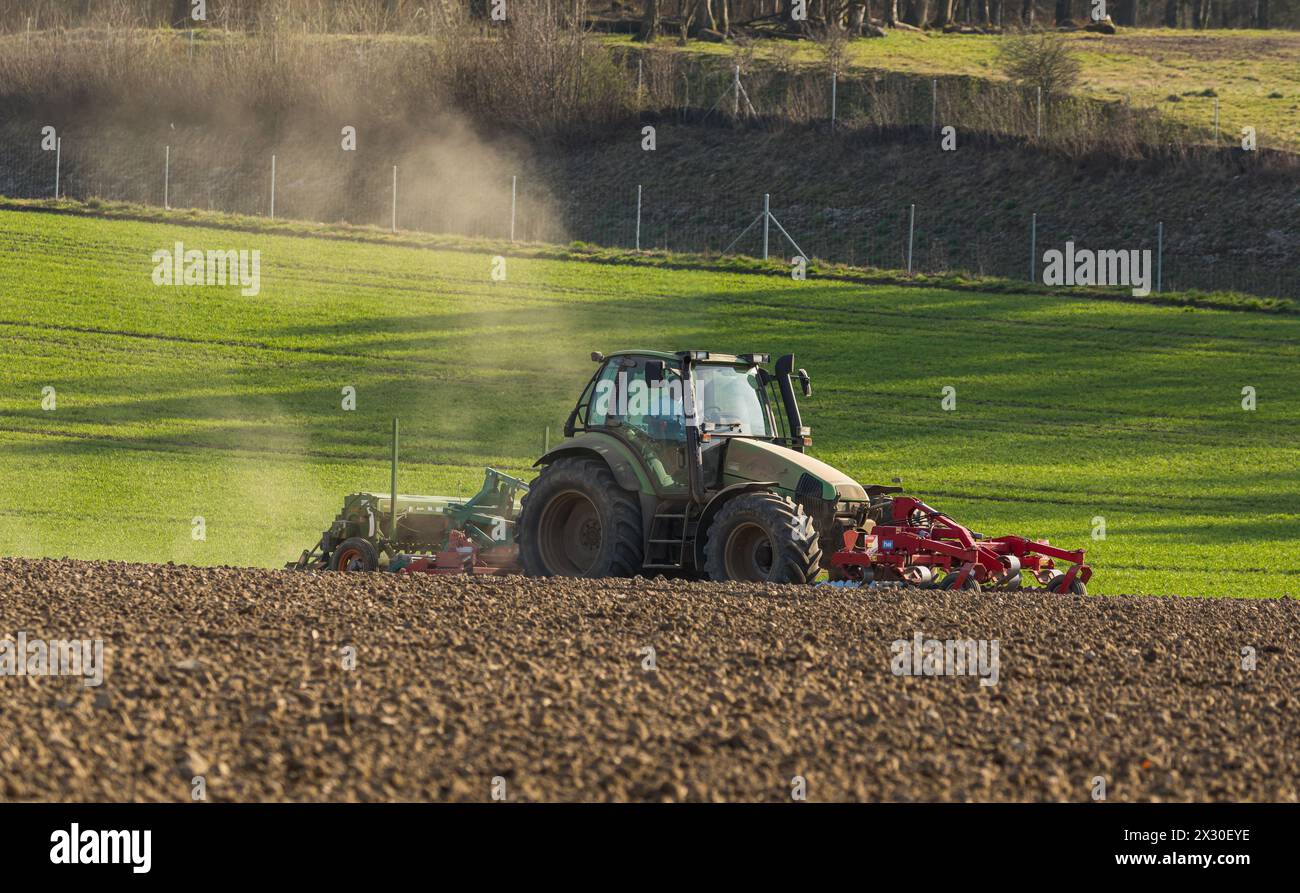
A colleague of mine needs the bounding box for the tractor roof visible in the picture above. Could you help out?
[605,350,761,365]
[605,349,678,361]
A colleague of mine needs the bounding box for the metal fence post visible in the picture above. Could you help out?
[391,165,397,232]
[635,184,642,251]
[831,71,837,129]
[270,154,276,219]
[510,175,517,242]
[733,65,740,118]
[763,193,770,260]
[1030,212,1037,282]
[931,78,937,136]
[1157,221,1164,293]
[907,203,915,275]
[164,145,171,209]
[54,137,61,199]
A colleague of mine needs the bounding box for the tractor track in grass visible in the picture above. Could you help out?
[2,557,1297,802]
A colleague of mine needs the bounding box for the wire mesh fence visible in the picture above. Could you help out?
[2,126,1295,302]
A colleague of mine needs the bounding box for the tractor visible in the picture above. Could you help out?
[518,350,862,583]
[290,349,1090,593]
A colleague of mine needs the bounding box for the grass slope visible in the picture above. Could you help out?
[1,207,1296,596]
[613,28,1300,146]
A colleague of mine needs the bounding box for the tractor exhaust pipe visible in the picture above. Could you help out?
[389,416,399,541]
[774,354,806,452]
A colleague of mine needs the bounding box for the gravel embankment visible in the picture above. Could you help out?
[1,558,1296,802]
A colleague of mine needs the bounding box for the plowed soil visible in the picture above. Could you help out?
[1,558,1296,802]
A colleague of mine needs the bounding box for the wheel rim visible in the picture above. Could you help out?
[538,489,602,575]
[723,521,775,581]
[336,547,364,571]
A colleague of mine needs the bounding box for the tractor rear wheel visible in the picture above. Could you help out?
[518,456,643,577]
[704,492,822,584]
[330,536,379,572]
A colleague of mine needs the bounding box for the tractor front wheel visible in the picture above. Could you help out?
[704,492,822,584]
[518,456,644,577]
[329,536,379,572]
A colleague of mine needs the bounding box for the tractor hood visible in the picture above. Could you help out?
[720,439,867,502]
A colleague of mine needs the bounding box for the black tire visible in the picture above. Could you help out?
[704,492,822,584]
[1048,573,1088,596]
[329,536,379,572]
[941,571,982,592]
[518,456,643,577]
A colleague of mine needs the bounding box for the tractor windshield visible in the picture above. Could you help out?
[694,364,774,437]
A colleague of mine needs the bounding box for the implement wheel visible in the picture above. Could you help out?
[941,571,982,592]
[704,492,822,584]
[1047,572,1088,596]
[518,456,643,577]
[329,537,379,572]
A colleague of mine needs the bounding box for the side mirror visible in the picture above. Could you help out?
[646,360,664,385]
[797,369,812,398]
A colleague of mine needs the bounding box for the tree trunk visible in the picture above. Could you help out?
[887,0,901,23]
[1164,0,1180,26]
[903,0,931,25]
[640,0,662,39]
[850,1,868,30]
[170,0,190,28]
[940,0,957,24]
[1115,0,1138,25]
[691,0,716,33]
[1054,0,1072,23]
[1021,0,1034,25]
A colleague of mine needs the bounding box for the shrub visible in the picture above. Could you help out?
[997,34,1082,98]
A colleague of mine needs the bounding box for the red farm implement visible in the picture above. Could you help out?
[828,495,1092,594]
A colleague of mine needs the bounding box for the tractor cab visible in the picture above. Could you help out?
[564,351,816,496]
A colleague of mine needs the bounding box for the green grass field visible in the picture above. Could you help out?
[1,206,1296,596]
[611,28,1300,146]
